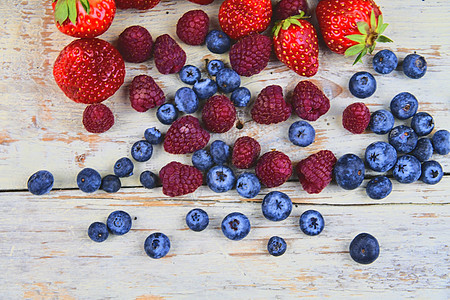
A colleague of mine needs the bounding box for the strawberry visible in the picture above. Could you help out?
[52,0,116,38]
[273,13,319,77]
[116,0,160,10]
[316,0,392,64]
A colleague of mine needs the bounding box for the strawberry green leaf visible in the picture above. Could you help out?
[370,10,377,29]
[290,19,302,28]
[80,0,90,14]
[345,44,365,57]
[273,22,282,37]
[290,11,305,19]
[377,35,394,43]
[377,23,388,35]
[368,44,376,54]
[282,20,291,30]
[353,48,368,65]
[346,34,366,44]
[68,0,77,25]
[54,0,69,25]
[357,22,369,35]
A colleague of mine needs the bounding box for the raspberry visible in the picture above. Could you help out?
[129,75,165,112]
[164,116,210,154]
[202,95,236,133]
[232,136,261,169]
[251,85,291,125]
[296,150,336,194]
[116,0,160,10]
[274,0,308,20]
[159,162,203,197]
[291,81,330,121]
[188,0,214,4]
[229,33,272,77]
[117,25,153,63]
[342,102,371,134]
[154,34,187,74]
[255,151,292,188]
[82,103,114,133]
[176,10,210,46]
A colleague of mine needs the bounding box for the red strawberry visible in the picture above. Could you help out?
[219,0,272,40]
[163,116,210,154]
[52,0,116,38]
[273,13,319,77]
[159,162,203,197]
[251,85,291,125]
[116,0,160,10]
[316,0,392,64]
[188,0,214,5]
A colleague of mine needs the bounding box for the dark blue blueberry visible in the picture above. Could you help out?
[299,210,324,236]
[193,78,218,100]
[411,112,434,136]
[114,157,134,177]
[88,222,109,243]
[179,65,201,85]
[364,141,397,172]
[157,103,178,125]
[205,30,231,54]
[402,54,427,79]
[174,87,199,114]
[412,138,433,162]
[221,212,251,241]
[366,176,392,200]
[372,49,398,74]
[216,68,241,93]
[210,140,231,165]
[236,172,261,199]
[140,171,158,189]
[131,140,153,162]
[107,210,132,235]
[101,175,121,193]
[267,236,287,257]
[388,125,418,153]
[349,233,379,264]
[369,109,395,135]
[207,59,225,76]
[333,154,365,190]
[348,71,377,99]
[144,232,170,259]
[262,191,292,222]
[390,92,418,120]
[432,129,450,155]
[185,208,209,232]
[192,149,214,171]
[421,160,443,185]
[393,155,421,184]
[144,127,163,145]
[77,168,101,193]
[207,165,236,193]
[288,121,315,147]
[27,170,54,195]
[231,87,251,107]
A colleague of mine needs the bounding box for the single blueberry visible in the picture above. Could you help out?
[174,87,199,114]
[299,210,325,236]
[88,222,109,243]
[390,92,418,120]
[101,175,121,193]
[236,173,261,199]
[205,30,231,54]
[364,141,397,172]
[267,236,287,257]
[144,127,163,145]
[77,168,102,193]
[140,171,158,189]
[107,210,132,235]
[207,59,225,76]
[288,121,315,147]
[402,53,427,79]
[114,157,134,177]
[411,112,434,136]
[156,103,178,125]
[186,208,209,232]
[349,233,380,264]
[412,138,434,162]
[366,176,392,200]
[261,191,292,222]
[193,78,218,100]
[192,149,214,171]
[131,140,153,162]
[216,68,241,93]
[432,129,450,155]
[333,154,365,190]
[388,125,418,153]
[144,232,170,259]
[231,87,251,107]
[348,71,377,99]
[421,160,443,185]
[207,165,236,193]
[179,65,201,85]
[372,49,398,74]
[210,140,231,165]
[27,170,54,195]
[369,109,395,135]
[393,155,422,184]
[221,212,251,241]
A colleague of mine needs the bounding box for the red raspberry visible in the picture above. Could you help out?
[164,116,210,154]
[202,95,236,133]
[342,102,371,134]
[117,26,153,63]
[82,103,114,133]
[176,10,210,46]
[129,75,165,112]
[116,0,160,10]
[232,136,261,169]
[255,151,292,187]
[229,33,272,77]
[291,80,330,121]
[188,0,214,4]
[296,150,336,194]
[274,0,308,21]
[159,161,203,197]
[251,85,291,125]
[154,34,187,74]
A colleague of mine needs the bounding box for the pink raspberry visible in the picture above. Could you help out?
[342,102,371,134]
[291,80,330,121]
[154,34,187,74]
[159,161,203,197]
[255,151,292,188]
[117,25,153,63]
[129,75,165,112]
[202,95,236,133]
[296,150,336,194]
[82,103,114,133]
[251,85,291,125]
[232,136,261,169]
[163,116,210,154]
[274,0,308,21]
[176,10,210,46]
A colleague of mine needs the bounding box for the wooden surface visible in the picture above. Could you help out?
[1,0,449,298]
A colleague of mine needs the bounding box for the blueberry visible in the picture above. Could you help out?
[186,208,209,232]
[421,160,443,185]
[366,176,392,200]
[221,212,251,241]
[156,103,178,125]
[432,129,450,155]
[288,121,315,147]
[411,112,434,136]
[369,109,395,135]
[333,154,365,190]
[231,87,251,107]
[144,127,163,144]
[131,140,153,162]
[349,233,379,264]
[388,125,418,153]
[192,149,214,171]
[179,65,201,85]
[261,191,292,222]
[216,68,241,93]
[107,210,132,235]
[27,170,54,195]
[364,141,397,172]
[348,71,377,98]
[144,232,170,259]
[299,210,324,236]
[207,165,236,193]
[390,92,418,120]
[207,59,225,76]
[77,168,101,193]
[372,49,398,74]
[193,78,218,100]
[236,172,261,199]
[412,138,433,162]
[140,171,158,189]
[205,30,231,54]
[114,157,134,177]
[267,236,287,257]
[393,155,421,184]
[402,53,427,79]
[88,222,109,243]
[210,140,231,165]
[101,175,121,193]
[174,87,199,114]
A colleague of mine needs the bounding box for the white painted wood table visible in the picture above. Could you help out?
[1,0,449,298]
